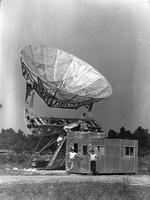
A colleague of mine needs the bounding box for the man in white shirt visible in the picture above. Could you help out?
[66,147,82,174]
[88,145,98,175]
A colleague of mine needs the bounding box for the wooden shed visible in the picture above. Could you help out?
[66,131,138,174]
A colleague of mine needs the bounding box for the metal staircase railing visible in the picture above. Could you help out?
[46,136,66,170]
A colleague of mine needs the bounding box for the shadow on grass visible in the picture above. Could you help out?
[53,178,138,200]
[0,178,150,200]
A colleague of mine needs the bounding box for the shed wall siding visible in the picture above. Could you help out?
[66,131,138,174]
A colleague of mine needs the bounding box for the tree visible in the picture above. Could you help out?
[132,126,149,156]
[0,128,40,153]
[107,129,117,138]
[117,127,132,139]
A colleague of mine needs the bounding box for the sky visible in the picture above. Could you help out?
[0,0,150,135]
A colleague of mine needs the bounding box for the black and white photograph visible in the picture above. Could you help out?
[0,0,150,199]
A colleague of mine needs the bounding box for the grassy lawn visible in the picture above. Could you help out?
[0,180,150,200]
[0,154,149,200]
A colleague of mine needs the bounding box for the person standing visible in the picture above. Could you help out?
[88,145,98,175]
[66,147,82,175]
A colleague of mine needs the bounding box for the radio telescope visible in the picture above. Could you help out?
[20,45,112,169]
[21,44,112,112]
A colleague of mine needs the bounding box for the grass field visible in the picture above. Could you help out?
[0,154,150,199]
[0,180,150,200]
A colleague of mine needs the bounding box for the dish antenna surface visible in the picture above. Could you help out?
[21,45,112,109]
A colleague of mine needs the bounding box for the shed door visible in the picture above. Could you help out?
[81,144,90,173]
[94,145,105,173]
[121,146,135,173]
[72,141,82,173]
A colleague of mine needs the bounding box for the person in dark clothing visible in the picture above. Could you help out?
[88,145,98,175]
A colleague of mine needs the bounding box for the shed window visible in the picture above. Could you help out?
[74,143,78,153]
[125,147,134,156]
[83,146,87,155]
[94,146,105,156]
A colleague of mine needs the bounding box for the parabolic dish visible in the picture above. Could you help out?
[21,45,112,109]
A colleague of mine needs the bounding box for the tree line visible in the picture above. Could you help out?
[107,126,150,156]
[0,126,150,156]
[0,128,40,154]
